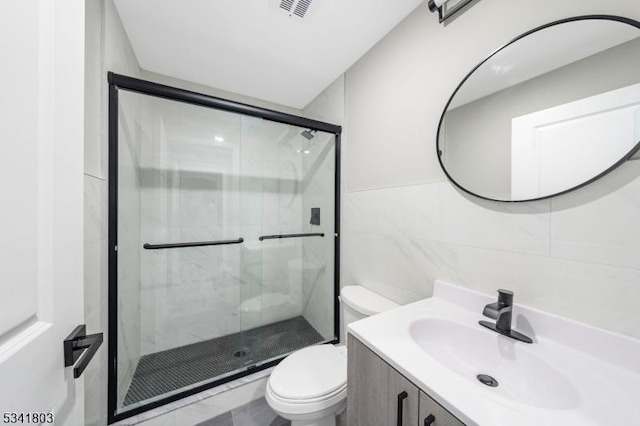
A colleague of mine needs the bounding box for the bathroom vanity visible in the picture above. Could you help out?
[346,280,640,426]
[347,334,463,426]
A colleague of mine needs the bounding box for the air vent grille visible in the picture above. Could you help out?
[293,0,311,17]
[278,0,313,19]
[279,0,294,11]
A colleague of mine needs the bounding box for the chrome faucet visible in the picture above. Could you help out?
[479,289,532,343]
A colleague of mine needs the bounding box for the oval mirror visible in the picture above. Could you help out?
[437,16,640,202]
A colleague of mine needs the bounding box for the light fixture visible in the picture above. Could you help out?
[428,0,478,24]
[214,135,224,143]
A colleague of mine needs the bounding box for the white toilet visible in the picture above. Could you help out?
[265,285,400,426]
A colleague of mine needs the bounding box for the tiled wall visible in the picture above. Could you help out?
[84,174,109,426]
[84,0,141,424]
[341,0,640,339]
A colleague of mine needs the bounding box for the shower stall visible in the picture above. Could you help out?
[107,73,341,422]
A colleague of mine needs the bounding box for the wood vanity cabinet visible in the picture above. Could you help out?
[347,335,465,426]
[418,391,465,426]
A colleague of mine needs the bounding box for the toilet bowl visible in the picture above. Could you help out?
[266,345,347,426]
[265,285,400,426]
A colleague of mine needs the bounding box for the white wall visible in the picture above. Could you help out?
[341,0,640,339]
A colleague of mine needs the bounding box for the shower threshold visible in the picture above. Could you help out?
[123,316,324,407]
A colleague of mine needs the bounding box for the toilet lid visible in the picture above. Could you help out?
[269,345,347,400]
[340,285,399,316]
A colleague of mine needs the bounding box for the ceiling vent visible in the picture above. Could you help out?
[279,0,313,18]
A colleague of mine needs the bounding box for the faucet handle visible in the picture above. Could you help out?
[497,289,513,305]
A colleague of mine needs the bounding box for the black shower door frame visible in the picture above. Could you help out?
[107,72,342,424]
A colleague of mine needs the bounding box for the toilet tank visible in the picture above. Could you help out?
[339,285,400,344]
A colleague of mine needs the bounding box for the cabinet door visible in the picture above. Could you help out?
[388,365,419,426]
[347,335,419,426]
[419,391,466,426]
[347,335,390,426]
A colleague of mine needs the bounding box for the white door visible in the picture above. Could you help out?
[0,1,86,425]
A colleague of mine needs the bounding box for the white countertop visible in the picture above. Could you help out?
[347,280,640,426]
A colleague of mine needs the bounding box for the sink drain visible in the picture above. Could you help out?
[477,374,498,387]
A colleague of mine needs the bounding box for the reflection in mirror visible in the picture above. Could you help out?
[437,17,640,202]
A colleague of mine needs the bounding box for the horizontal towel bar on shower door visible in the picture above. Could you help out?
[143,238,244,250]
[258,233,325,241]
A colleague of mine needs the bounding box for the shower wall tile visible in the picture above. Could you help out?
[85,174,107,247]
[84,0,103,180]
[84,174,109,426]
[85,360,108,426]
[84,175,108,317]
[140,284,242,355]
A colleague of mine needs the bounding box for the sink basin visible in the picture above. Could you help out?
[409,318,580,409]
[349,280,640,426]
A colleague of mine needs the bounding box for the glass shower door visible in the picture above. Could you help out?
[113,82,338,419]
[117,91,248,410]
[235,117,336,368]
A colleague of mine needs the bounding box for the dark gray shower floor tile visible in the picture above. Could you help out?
[123,316,323,407]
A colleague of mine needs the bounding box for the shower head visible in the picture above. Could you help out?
[301,129,316,140]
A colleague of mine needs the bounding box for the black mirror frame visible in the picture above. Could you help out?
[436,15,640,203]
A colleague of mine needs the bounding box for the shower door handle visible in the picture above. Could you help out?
[143,238,244,249]
[259,233,324,241]
[63,325,103,378]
